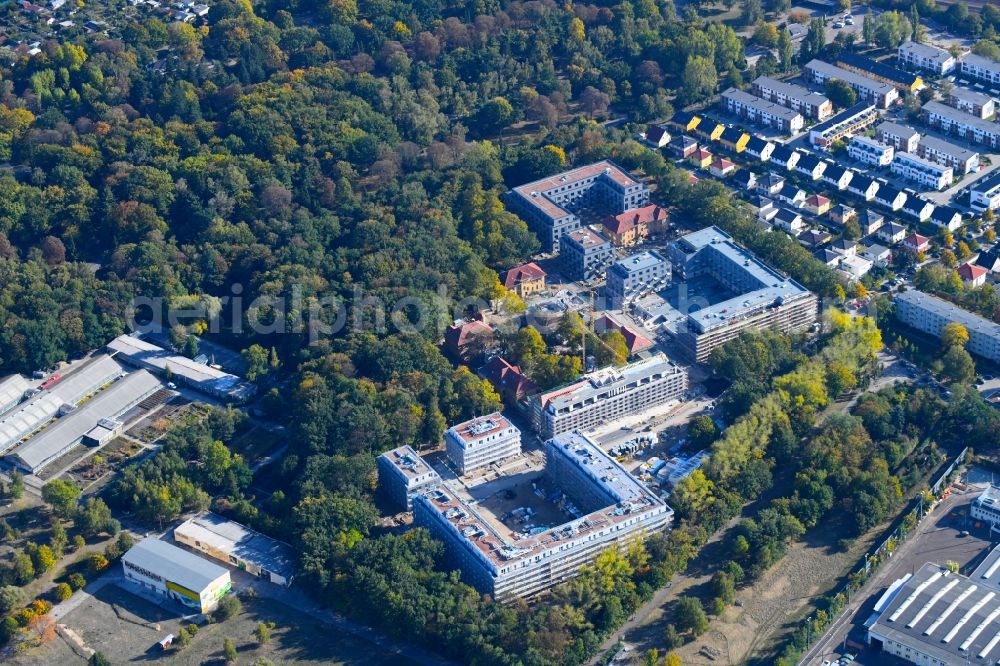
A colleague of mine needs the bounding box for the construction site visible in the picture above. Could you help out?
[462,471,580,541]
[408,431,675,599]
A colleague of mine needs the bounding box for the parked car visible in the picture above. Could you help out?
[833,21,844,28]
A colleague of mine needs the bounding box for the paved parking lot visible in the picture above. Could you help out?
[15,578,411,666]
[804,486,996,665]
[875,105,1000,209]
[823,7,863,43]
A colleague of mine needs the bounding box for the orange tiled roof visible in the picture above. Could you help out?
[503,262,546,289]
[595,314,655,354]
[958,263,987,281]
[602,204,668,235]
[444,320,492,350]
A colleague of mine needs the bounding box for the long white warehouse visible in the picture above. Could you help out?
[174,513,296,587]
[0,356,124,456]
[0,375,30,416]
[7,369,161,474]
[122,538,232,613]
[107,335,255,402]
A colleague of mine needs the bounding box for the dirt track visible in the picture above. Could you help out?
[618,355,917,663]
[653,528,879,665]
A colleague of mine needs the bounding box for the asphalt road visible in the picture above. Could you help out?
[802,486,992,665]
[54,540,458,666]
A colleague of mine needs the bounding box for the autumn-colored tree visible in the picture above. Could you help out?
[543,144,566,166]
[27,614,57,643]
[88,553,109,575]
[942,322,969,349]
[753,21,779,46]
[54,583,72,602]
[40,236,66,266]
[941,248,957,268]
[578,86,609,118]
[32,545,56,573]
[826,361,857,396]
[957,241,972,261]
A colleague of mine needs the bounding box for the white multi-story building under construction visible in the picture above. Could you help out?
[444,413,521,476]
[377,445,443,511]
[503,161,649,252]
[530,353,688,438]
[667,226,818,362]
[413,431,673,599]
[606,250,670,308]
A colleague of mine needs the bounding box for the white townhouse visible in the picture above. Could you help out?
[897,41,956,75]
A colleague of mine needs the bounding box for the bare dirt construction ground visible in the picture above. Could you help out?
[679,535,874,665]
[12,584,410,666]
[623,524,879,666]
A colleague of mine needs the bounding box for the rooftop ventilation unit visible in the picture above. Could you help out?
[466,419,499,436]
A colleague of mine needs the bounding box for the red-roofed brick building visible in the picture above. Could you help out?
[803,194,831,216]
[958,262,988,288]
[502,262,546,298]
[444,320,494,362]
[709,158,736,178]
[595,314,655,356]
[601,204,669,248]
[689,148,713,169]
[484,356,538,405]
[903,233,930,254]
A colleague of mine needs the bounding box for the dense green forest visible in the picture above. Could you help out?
[4,0,1000,662]
[0,1,772,663]
[0,0,762,375]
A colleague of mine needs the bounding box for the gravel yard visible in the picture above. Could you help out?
[10,583,408,666]
[658,528,879,665]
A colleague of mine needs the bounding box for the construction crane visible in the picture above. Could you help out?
[580,290,594,368]
[579,289,624,370]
